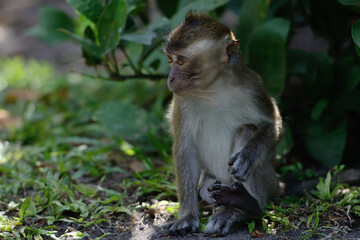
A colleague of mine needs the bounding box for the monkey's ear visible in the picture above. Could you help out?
[226,40,241,65]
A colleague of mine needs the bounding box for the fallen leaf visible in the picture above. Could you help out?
[251,229,264,238]
[0,109,22,128]
[5,88,40,102]
[129,161,146,173]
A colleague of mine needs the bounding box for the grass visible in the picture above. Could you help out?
[0,57,359,239]
[260,169,360,238]
[0,57,175,239]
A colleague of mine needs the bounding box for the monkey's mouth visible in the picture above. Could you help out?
[172,86,193,97]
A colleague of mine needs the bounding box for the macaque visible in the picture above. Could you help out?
[164,12,283,236]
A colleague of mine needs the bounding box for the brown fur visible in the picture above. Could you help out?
[165,12,232,53]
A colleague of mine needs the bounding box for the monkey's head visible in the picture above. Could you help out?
[164,12,241,97]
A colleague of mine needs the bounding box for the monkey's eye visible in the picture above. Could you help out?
[177,56,185,65]
[167,55,173,63]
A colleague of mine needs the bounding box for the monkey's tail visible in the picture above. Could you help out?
[279,168,360,197]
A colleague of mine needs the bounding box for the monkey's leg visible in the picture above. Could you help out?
[198,174,217,204]
[204,206,246,236]
[208,181,262,217]
[163,146,201,236]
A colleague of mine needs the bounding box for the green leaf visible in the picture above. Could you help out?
[338,0,360,5]
[352,19,360,50]
[248,18,290,99]
[305,118,347,167]
[287,50,317,84]
[113,206,132,215]
[82,26,103,66]
[19,197,36,221]
[158,0,179,18]
[236,0,269,61]
[248,220,255,233]
[354,205,360,216]
[315,171,332,200]
[95,102,151,140]
[66,0,104,23]
[29,7,75,44]
[311,99,328,121]
[170,0,230,28]
[74,184,97,197]
[122,17,170,45]
[60,29,103,60]
[19,197,31,220]
[97,0,127,54]
[348,66,360,90]
[355,44,360,56]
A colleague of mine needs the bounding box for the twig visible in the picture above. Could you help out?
[346,205,353,226]
[112,49,120,75]
[138,40,163,70]
[70,70,167,81]
[119,45,139,74]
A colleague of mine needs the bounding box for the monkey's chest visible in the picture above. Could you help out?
[190,112,239,183]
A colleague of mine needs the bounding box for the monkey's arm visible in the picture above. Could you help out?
[229,123,277,182]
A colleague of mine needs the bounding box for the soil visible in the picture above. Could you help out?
[43,207,360,240]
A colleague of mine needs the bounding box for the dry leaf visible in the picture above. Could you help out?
[0,109,22,128]
[5,88,40,102]
[129,161,146,173]
[251,229,264,238]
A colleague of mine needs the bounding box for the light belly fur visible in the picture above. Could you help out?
[194,113,235,184]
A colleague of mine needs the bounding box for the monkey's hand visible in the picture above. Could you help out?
[228,150,254,181]
[163,214,199,236]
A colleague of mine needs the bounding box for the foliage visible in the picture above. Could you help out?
[0,57,174,238]
[261,168,360,238]
[29,0,360,167]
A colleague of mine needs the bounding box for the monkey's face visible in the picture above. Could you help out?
[165,40,226,97]
[166,53,200,96]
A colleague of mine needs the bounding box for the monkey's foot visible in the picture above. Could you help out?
[208,180,263,216]
[204,207,245,236]
[207,180,242,207]
[163,215,199,236]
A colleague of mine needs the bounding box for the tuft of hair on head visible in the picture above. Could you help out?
[165,11,234,53]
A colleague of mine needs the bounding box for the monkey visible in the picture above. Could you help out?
[163,12,283,236]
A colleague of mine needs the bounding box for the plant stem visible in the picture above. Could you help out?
[119,45,139,74]
[70,70,167,81]
[112,49,120,75]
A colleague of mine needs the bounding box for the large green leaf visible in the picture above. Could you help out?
[352,19,360,55]
[248,18,290,99]
[158,0,179,18]
[60,29,103,60]
[66,0,103,23]
[235,0,269,61]
[122,17,170,45]
[29,7,75,44]
[305,119,347,167]
[348,66,360,90]
[82,26,103,66]
[338,0,360,5]
[95,102,151,140]
[170,0,230,28]
[97,0,127,53]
